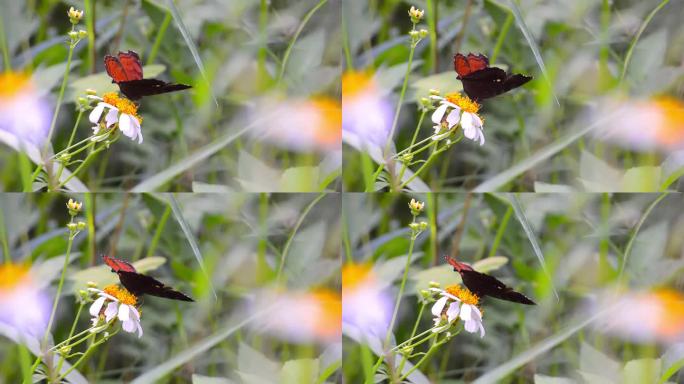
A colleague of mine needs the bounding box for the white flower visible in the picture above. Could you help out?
[430,286,485,338]
[430,94,485,146]
[88,287,143,338]
[88,95,143,144]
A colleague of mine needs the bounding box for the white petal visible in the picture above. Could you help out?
[445,108,461,128]
[89,297,106,316]
[431,103,449,124]
[118,303,130,322]
[471,306,482,322]
[460,303,472,321]
[104,108,119,127]
[89,103,106,124]
[431,296,448,317]
[136,321,143,338]
[470,113,483,128]
[461,111,473,130]
[104,302,118,322]
[122,319,136,333]
[446,302,460,322]
[464,319,478,333]
[478,322,486,338]
[119,114,143,143]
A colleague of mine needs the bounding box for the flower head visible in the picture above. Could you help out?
[89,285,143,338]
[430,285,485,337]
[342,263,392,338]
[431,93,484,145]
[251,97,340,152]
[249,288,341,344]
[0,263,50,336]
[408,198,425,215]
[67,7,84,24]
[89,92,143,143]
[408,6,424,23]
[342,71,393,159]
[596,97,684,151]
[0,71,52,148]
[66,198,83,214]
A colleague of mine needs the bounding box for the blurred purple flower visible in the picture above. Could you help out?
[0,72,51,148]
[342,71,393,158]
[342,263,391,338]
[0,263,50,337]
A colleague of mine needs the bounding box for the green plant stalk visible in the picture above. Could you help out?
[384,38,418,190]
[384,233,416,347]
[341,7,353,69]
[425,0,437,72]
[147,11,172,65]
[0,204,10,263]
[620,0,670,82]
[398,111,427,183]
[0,11,11,70]
[397,301,426,374]
[488,205,512,257]
[147,205,171,258]
[44,33,78,188]
[398,334,444,381]
[55,301,85,374]
[57,145,107,189]
[57,331,117,381]
[491,12,513,63]
[277,0,328,82]
[400,144,446,189]
[43,231,76,347]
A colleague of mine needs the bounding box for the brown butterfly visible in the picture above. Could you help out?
[445,255,536,305]
[103,255,194,302]
[454,53,532,101]
[104,50,191,101]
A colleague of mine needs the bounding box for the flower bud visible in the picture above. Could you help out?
[66,198,82,215]
[87,281,97,288]
[419,29,428,38]
[408,198,425,215]
[408,6,424,23]
[409,222,420,231]
[77,221,86,230]
[408,30,420,39]
[68,7,84,24]
[429,89,440,96]
[68,31,79,40]
[66,222,78,231]
[419,221,428,231]
[400,345,414,355]
[400,153,413,163]
[85,89,97,96]
[78,29,88,39]
[429,281,440,288]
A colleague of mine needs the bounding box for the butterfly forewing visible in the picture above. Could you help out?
[103,254,136,273]
[460,269,536,305]
[453,52,532,101]
[117,51,143,81]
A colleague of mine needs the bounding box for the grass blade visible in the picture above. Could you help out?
[166,0,218,107]
[507,0,559,106]
[620,0,670,82]
[168,194,217,300]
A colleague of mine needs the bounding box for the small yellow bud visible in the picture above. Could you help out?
[85,89,97,96]
[429,281,440,288]
[419,29,428,38]
[78,30,88,39]
[66,198,83,214]
[66,222,78,231]
[419,221,428,231]
[87,281,98,288]
[77,221,86,230]
[68,7,84,24]
[68,31,79,40]
[408,222,420,231]
[408,30,420,39]
[429,89,440,96]
[408,6,424,23]
[408,198,425,215]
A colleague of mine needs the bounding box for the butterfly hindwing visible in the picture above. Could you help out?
[104,55,129,83]
[117,79,192,101]
[117,271,194,302]
[460,269,536,305]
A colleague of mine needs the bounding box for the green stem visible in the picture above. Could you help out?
[399,144,446,189]
[398,111,427,183]
[43,233,75,347]
[56,146,106,189]
[384,234,417,346]
[277,0,328,82]
[57,331,117,381]
[398,335,444,381]
[397,301,427,374]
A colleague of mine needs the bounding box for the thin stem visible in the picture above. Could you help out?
[43,233,75,347]
[44,39,76,160]
[399,144,446,189]
[384,234,417,347]
[277,0,328,82]
[398,111,427,183]
[398,335,444,381]
[56,146,106,189]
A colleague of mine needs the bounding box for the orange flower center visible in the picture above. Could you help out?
[0,72,32,99]
[311,97,341,145]
[445,284,480,306]
[653,97,684,145]
[342,263,374,289]
[310,289,342,339]
[342,71,375,98]
[445,93,480,114]
[103,284,138,306]
[102,92,142,123]
[0,264,30,290]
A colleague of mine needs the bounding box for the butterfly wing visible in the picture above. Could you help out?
[454,53,489,78]
[117,50,143,81]
[460,269,536,305]
[502,73,533,93]
[117,271,194,302]
[104,55,129,83]
[103,255,137,273]
[117,79,192,101]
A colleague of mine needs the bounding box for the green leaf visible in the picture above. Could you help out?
[280,358,320,384]
[623,358,662,384]
[621,166,662,192]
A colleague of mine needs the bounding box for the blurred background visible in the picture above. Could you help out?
[343,192,684,383]
[0,192,341,383]
[0,0,340,192]
[342,0,684,192]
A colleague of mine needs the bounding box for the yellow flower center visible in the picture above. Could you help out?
[311,97,341,145]
[342,71,375,98]
[102,92,142,123]
[445,284,480,306]
[653,97,684,145]
[445,93,480,114]
[342,263,374,289]
[310,289,342,339]
[0,72,32,99]
[103,284,138,306]
[0,263,30,290]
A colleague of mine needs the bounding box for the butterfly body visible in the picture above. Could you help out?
[103,255,194,302]
[445,255,536,305]
[104,50,191,100]
[453,53,532,101]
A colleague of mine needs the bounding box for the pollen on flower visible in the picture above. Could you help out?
[310,289,342,339]
[103,284,138,306]
[342,71,375,97]
[310,97,341,145]
[446,284,479,306]
[0,264,30,289]
[654,97,684,145]
[342,263,373,289]
[102,92,142,123]
[0,72,32,99]
[445,93,480,114]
